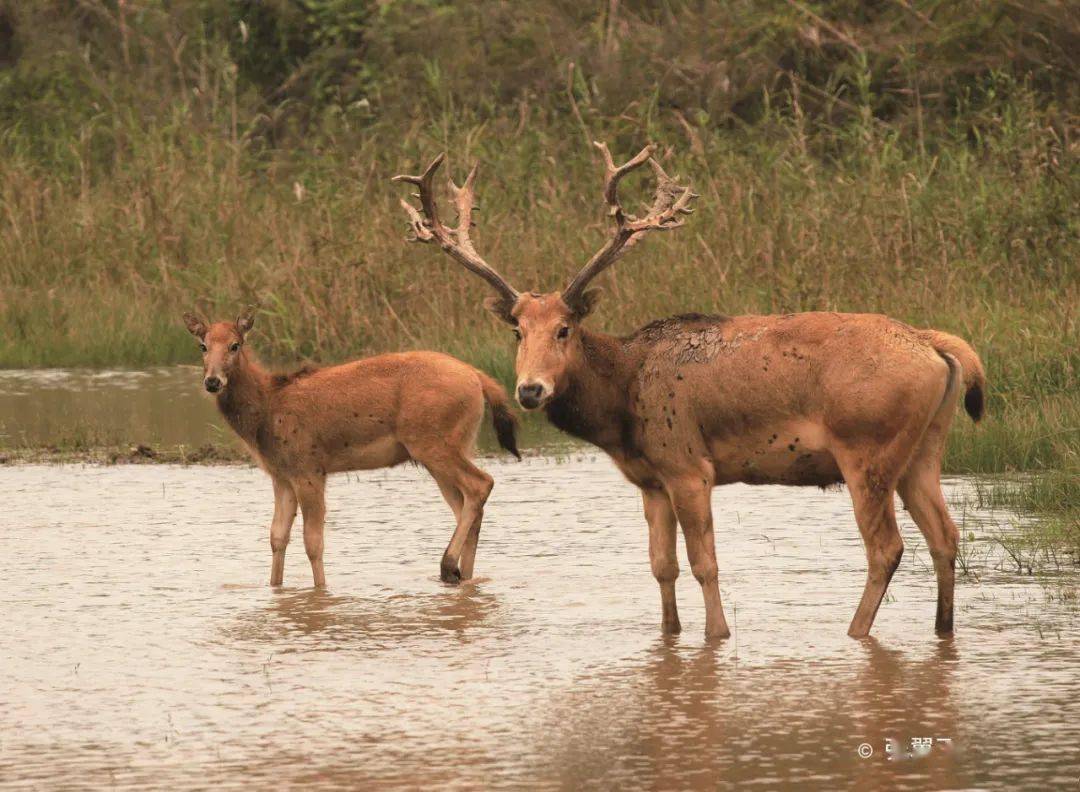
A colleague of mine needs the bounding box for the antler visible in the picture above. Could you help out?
[562,141,697,309]
[393,154,520,313]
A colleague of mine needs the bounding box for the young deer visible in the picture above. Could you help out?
[394,145,985,640]
[182,307,519,587]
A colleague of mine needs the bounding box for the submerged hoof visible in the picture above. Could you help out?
[440,566,462,584]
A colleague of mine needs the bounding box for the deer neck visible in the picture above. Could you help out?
[543,328,638,456]
[215,351,271,448]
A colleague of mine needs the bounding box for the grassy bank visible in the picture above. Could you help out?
[968,470,1079,565]
[0,2,1075,531]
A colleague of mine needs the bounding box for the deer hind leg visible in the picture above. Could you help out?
[668,477,730,640]
[433,476,464,523]
[293,475,328,588]
[431,473,473,580]
[269,476,298,586]
[833,447,907,638]
[898,433,959,633]
[847,489,903,638]
[898,468,958,634]
[899,356,962,633]
[457,464,496,582]
[418,449,493,584]
[642,487,681,634]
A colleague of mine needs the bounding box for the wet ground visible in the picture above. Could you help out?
[2,455,1077,789]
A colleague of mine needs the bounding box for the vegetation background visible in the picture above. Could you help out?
[0,1,1075,527]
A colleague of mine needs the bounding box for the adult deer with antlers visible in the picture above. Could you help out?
[183,307,519,588]
[394,143,986,640]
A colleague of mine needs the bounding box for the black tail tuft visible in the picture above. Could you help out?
[964,383,984,422]
[491,403,521,459]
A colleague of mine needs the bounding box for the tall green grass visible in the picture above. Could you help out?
[0,2,1075,513]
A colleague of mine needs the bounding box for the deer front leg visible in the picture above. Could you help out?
[293,476,328,588]
[669,478,730,640]
[642,487,681,634]
[269,476,298,586]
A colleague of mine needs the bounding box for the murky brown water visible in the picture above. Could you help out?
[2,455,1077,789]
[0,367,556,453]
[0,367,222,449]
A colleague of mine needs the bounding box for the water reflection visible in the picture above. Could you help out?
[225,586,500,647]
[532,636,966,789]
[0,457,1076,789]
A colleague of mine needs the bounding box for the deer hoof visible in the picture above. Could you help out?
[662,618,682,635]
[440,565,462,584]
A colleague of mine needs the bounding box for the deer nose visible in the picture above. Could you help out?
[204,376,223,393]
[516,382,547,409]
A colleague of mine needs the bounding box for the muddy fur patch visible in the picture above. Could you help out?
[270,365,320,388]
[625,313,730,345]
[625,313,747,366]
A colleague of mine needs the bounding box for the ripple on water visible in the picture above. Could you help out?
[0,456,1077,790]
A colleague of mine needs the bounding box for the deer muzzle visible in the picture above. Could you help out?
[516,380,550,410]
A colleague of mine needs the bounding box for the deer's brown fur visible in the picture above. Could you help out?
[183,308,519,588]
[395,143,986,640]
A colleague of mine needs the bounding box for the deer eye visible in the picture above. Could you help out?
[556,326,570,339]
[229,342,241,353]
[198,343,207,353]
[512,328,522,341]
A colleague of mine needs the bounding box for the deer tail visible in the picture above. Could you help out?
[921,330,987,422]
[477,371,521,459]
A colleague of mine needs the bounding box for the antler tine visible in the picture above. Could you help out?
[392,153,445,242]
[597,141,655,219]
[393,156,519,308]
[448,164,479,250]
[562,142,697,308]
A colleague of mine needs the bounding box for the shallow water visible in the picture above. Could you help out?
[0,366,553,453]
[0,367,222,449]
[1,455,1077,789]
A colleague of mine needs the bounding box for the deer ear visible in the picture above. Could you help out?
[566,287,603,319]
[484,294,517,325]
[183,312,207,338]
[235,304,257,336]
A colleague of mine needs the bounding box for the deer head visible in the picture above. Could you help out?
[394,142,695,409]
[183,305,257,393]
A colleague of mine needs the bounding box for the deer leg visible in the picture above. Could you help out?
[899,458,959,634]
[642,487,681,634]
[668,479,730,640]
[448,462,492,583]
[293,477,328,589]
[429,455,492,582]
[269,476,297,586]
[431,473,473,581]
[844,476,904,638]
[898,379,961,634]
[458,465,496,582]
[433,476,464,522]
[422,452,493,584]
